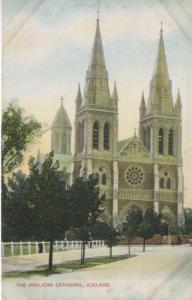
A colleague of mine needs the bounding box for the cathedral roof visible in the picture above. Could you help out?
[119,134,149,158]
[52,98,72,129]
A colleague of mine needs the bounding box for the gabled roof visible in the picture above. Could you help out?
[119,135,149,158]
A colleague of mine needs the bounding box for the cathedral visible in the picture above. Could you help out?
[37,17,184,230]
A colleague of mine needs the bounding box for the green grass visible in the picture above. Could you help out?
[3,254,133,279]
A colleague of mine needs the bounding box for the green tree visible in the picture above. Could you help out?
[104,222,119,258]
[69,175,105,264]
[124,207,143,256]
[2,171,36,241]
[4,152,70,271]
[90,220,120,258]
[2,103,42,174]
[137,208,162,252]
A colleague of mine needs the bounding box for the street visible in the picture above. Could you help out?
[2,245,192,300]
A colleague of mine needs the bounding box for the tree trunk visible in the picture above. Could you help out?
[143,238,146,252]
[109,246,112,258]
[128,239,131,256]
[48,241,53,271]
[81,242,86,264]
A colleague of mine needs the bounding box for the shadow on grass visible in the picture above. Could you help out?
[3,254,136,279]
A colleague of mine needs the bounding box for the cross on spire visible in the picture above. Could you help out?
[160,21,163,33]
[97,0,100,22]
[60,96,64,105]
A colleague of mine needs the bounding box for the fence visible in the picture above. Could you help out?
[1,240,105,257]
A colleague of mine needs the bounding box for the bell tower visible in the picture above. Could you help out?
[74,16,119,225]
[139,25,184,228]
[51,97,72,155]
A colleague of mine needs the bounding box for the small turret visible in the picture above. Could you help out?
[175,89,182,115]
[139,91,146,119]
[111,81,118,106]
[75,83,82,111]
[51,97,72,155]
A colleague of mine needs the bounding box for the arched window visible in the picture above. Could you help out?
[93,121,99,149]
[94,173,99,185]
[158,128,164,155]
[160,178,164,189]
[102,173,107,185]
[103,122,110,150]
[168,129,174,155]
[167,178,171,189]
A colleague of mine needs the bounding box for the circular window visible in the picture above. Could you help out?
[125,165,144,186]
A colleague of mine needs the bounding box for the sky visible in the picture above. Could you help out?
[2,0,192,207]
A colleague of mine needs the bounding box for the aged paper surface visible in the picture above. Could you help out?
[2,1,192,299]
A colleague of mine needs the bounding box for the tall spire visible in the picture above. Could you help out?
[112,81,118,100]
[84,17,110,106]
[139,91,146,119]
[147,24,174,114]
[175,89,182,114]
[75,83,82,110]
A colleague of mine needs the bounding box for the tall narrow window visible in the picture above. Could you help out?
[168,129,174,155]
[146,127,151,151]
[160,178,164,189]
[93,121,99,149]
[167,178,171,189]
[102,173,107,185]
[158,128,164,154]
[103,122,109,150]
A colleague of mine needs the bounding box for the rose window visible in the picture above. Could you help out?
[125,166,144,186]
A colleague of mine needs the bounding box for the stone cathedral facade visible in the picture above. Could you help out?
[38,18,184,230]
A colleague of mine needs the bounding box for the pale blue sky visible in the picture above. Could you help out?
[2,0,192,207]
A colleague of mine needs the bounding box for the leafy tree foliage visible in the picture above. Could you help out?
[124,207,161,252]
[2,171,36,241]
[137,208,162,252]
[3,152,70,271]
[69,175,105,263]
[124,206,143,255]
[2,103,42,174]
[184,208,192,234]
[89,220,119,257]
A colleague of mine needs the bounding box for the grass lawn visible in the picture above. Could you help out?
[3,254,133,279]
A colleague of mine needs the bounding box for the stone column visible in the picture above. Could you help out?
[154,164,159,214]
[112,160,119,227]
[177,165,184,227]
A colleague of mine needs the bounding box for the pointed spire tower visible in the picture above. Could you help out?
[84,16,110,106]
[74,13,118,184]
[75,83,82,112]
[51,97,72,154]
[139,91,146,119]
[175,89,182,115]
[147,23,174,114]
[111,81,118,106]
